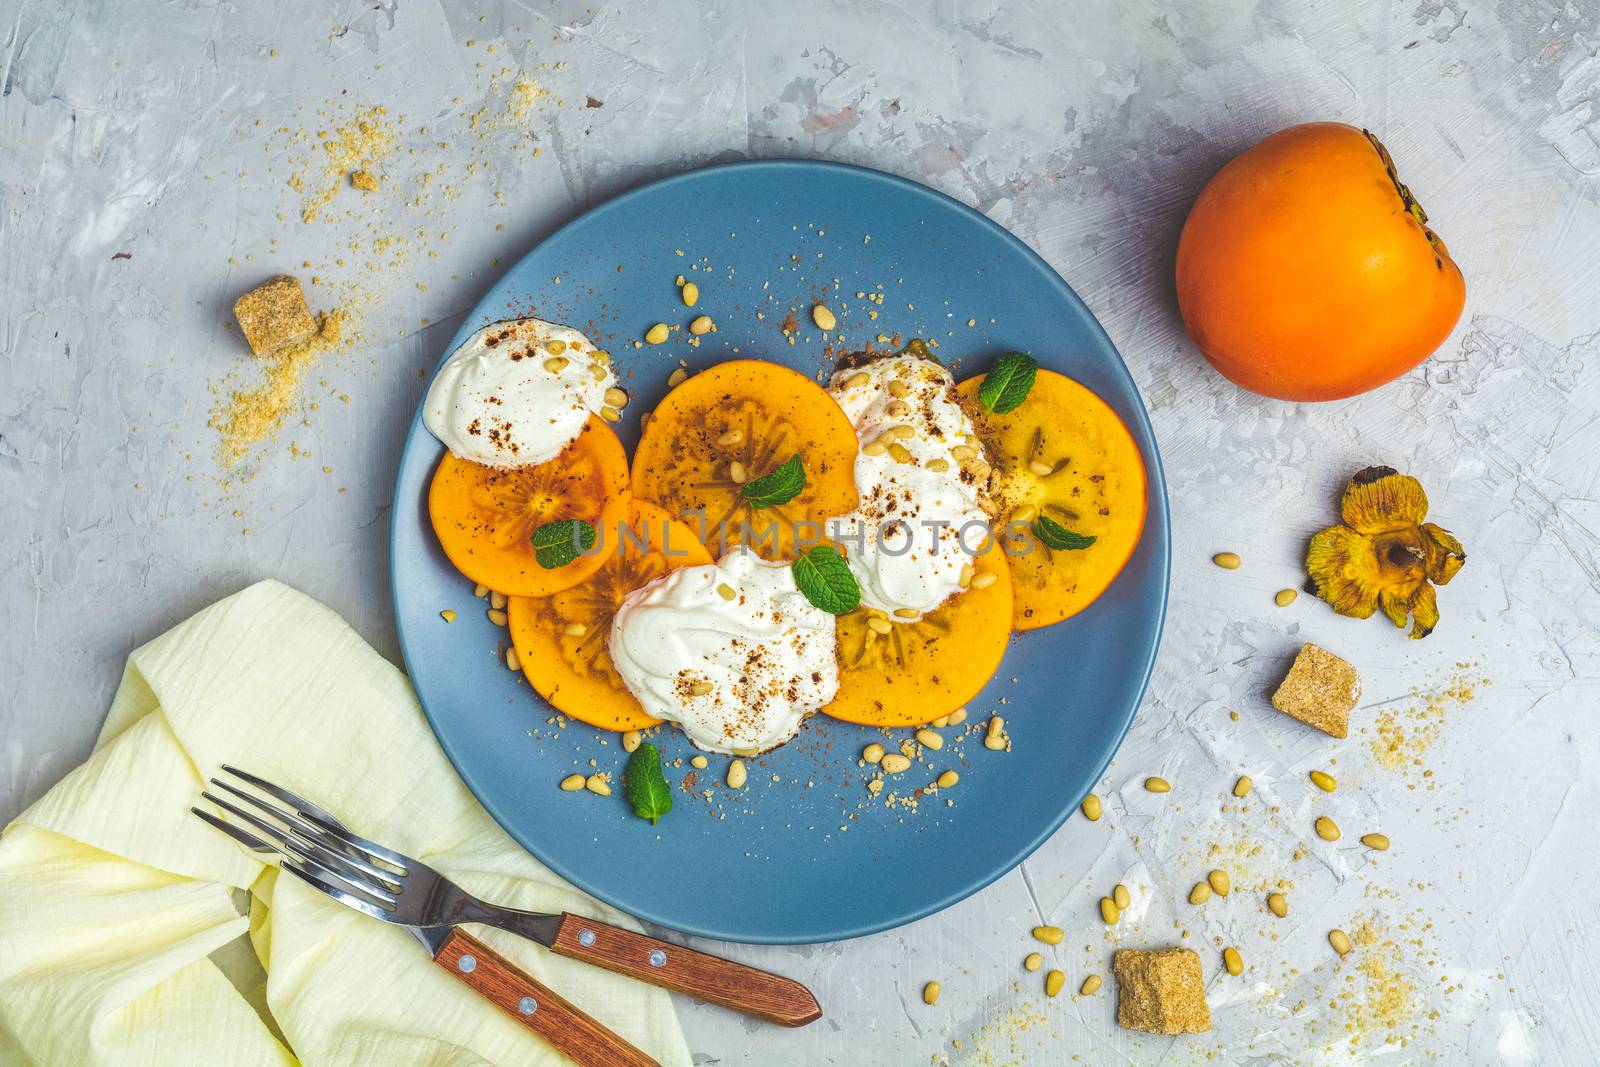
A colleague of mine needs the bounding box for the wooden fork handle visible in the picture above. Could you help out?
[434,928,658,1066]
[550,912,822,1027]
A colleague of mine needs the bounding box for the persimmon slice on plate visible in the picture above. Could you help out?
[957,370,1147,630]
[823,535,1013,727]
[508,500,712,731]
[630,360,857,560]
[427,414,629,598]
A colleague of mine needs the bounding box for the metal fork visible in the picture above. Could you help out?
[194,766,820,1066]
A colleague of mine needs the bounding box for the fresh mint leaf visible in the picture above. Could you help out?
[791,544,861,615]
[741,454,806,509]
[1033,514,1096,551]
[977,351,1038,414]
[623,743,673,825]
[531,518,596,569]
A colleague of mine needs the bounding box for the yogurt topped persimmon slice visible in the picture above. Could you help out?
[427,413,629,598]
[630,360,857,560]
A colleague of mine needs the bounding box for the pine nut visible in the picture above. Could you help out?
[1207,869,1231,896]
[1079,974,1102,996]
[439,609,457,623]
[887,442,914,464]
[887,379,910,398]
[690,755,708,769]
[931,714,950,728]
[922,981,941,1006]
[591,364,608,380]
[1188,882,1212,906]
[862,743,885,763]
[983,734,1006,751]
[916,728,944,750]
[600,405,621,423]
[689,315,714,336]
[947,708,967,726]
[1081,793,1102,821]
[707,584,732,604]
[473,583,489,598]
[951,445,978,461]
[1275,588,1298,607]
[884,400,911,419]
[925,457,949,473]
[1315,815,1341,841]
[987,715,1004,736]
[894,607,920,619]
[604,387,629,408]
[970,571,999,590]
[729,460,748,483]
[1361,833,1391,851]
[1144,776,1171,793]
[645,323,669,344]
[1233,775,1253,798]
[891,424,915,439]
[812,304,837,331]
[937,770,959,788]
[866,617,892,635]
[958,564,974,588]
[1112,883,1131,910]
[546,340,567,356]
[880,753,912,773]
[1213,551,1241,569]
[1267,892,1288,918]
[1028,459,1052,476]
[1024,952,1043,972]
[1045,970,1065,997]
[845,371,870,389]
[560,774,585,792]
[1011,504,1038,524]
[1099,897,1120,925]
[584,774,611,796]
[667,367,688,387]
[716,428,745,447]
[862,441,888,458]
[1223,947,1243,976]
[1310,770,1337,792]
[490,590,508,610]
[543,355,569,373]
[486,608,508,627]
[1032,925,1065,945]
[621,730,642,753]
[563,621,587,637]
[1329,929,1353,957]
[726,759,747,789]
[505,647,521,671]
[686,680,714,697]
[681,281,699,307]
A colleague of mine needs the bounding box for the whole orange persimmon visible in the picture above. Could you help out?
[1176,122,1465,401]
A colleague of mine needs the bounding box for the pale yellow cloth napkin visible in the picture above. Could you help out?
[0,580,691,1066]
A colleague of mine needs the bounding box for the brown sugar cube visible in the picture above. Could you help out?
[233,275,318,356]
[1113,947,1211,1035]
[1271,642,1361,739]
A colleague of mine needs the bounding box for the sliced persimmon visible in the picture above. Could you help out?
[823,535,1013,727]
[630,360,857,561]
[507,500,712,731]
[427,414,629,598]
[956,369,1147,630]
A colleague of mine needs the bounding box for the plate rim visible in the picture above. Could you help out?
[389,157,1171,944]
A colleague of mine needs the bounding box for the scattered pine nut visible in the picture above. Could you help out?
[881,754,912,774]
[951,444,978,461]
[915,728,944,750]
[505,647,521,671]
[947,708,968,726]
[689,315,714,336]
[472,583,489,598]
[729,460,748,484]
[886,379,910,398]
[812,304,837,331]
[439,609,457,623]
[490,590,508,610]
[546,340,567,356]
[1188,882,1212,906]
[1213,551,1241,569]
[680,281,699,307]
[1310,770,1337,792]
[1275,588,1298,607]
[1314,816,1341,841]
[690,755,708,769]
[844,371,870,389]
[726,759,747,789]
[922,981,941,1006]
[1024,952,1043,972]
[1079,974,1102,996]
[893,607,920,619]
[600,406,621,423]
[715,428,745,447]
[970,570,999,590]
[1045,970,1065,998]
[862,441,889,458]
[486,608,508,627]
[686,680,714,697]
[1081,793,1103,821]
[885,399,912,418]
[667,367,688,388]
[644,323,669,345]
[1267,892,1288,918]
[543,355,569,373]
[1361,833,1391,851]
[559,774,585,792]
[604,387,629,409]
[1329,929,1353,957]
[937,770,959,789]
[621,730,642,753]
[584,774,611,796]
[1223,947,1244,976]
[1028,459,1052,476]
[1099,897,1120,925]
[1011,504,1038,524]
[1207,869,1231,897]
[563,621,588,637]
[1032,925,1065,945]
[1233,775,1253,798]
[863,743,885,763]
[867,616,892,635]
[1112,883,1131,911]
[887,442,915,464]
[716,582,737,601]
[1144,776,1171,793]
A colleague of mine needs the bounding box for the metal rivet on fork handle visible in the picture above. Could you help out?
[649,949,668,968]
[458,955,477,973]
[578,929,597,947]
[519,996,538,1015]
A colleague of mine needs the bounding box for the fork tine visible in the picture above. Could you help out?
[207,777,399,878]
[191,806,275,854]
[277,859,397,923]
[219,765,410,870]
[201,789,402,899]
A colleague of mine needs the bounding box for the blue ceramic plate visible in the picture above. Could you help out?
[390,160,1169,944]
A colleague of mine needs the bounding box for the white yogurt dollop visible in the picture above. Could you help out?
[423,317,616,467]
[609,547,840,754]
[826,355,992,621]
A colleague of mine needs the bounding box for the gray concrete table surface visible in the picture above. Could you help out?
[4,0,1599,1063]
